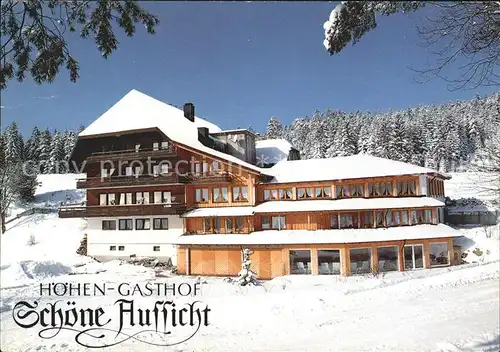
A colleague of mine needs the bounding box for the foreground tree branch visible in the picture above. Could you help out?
[323,1,500,91]
[0,0,159,89]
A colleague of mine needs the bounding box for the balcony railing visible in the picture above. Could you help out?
[59,203,187,218]
[186,171,233,184]
[86,146,177,162]
[76,174,190,189]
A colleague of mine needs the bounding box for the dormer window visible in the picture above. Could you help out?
[153,142,159,151]
[161,141,169,150]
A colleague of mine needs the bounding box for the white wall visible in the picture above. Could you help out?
[86,216,183,264]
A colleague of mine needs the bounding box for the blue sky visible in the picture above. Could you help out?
[1,2,498,137]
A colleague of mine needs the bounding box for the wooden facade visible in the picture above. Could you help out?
[177,237,454,279]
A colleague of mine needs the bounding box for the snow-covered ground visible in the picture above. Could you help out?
[0,173,499,351]
[446,172,499,204]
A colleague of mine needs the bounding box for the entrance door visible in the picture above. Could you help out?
[404,245,424,270]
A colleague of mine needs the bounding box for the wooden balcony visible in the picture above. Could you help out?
[186,171,233,184]
[86,146,177,162]
[76,174,190,189]
[59,203,187,218]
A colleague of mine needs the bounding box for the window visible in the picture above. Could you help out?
[153,246,160,252]
[159,163,169,175]
[429,242,449,267]
[404,245,424,270]
[336,185,349,199]
[135,192,150,204]
[161,141,169,150]
[262,216,271,230]
[153,218,169,230]
[109,246,116,251]
[289,250,312,275]
[315,186,332,198]
[305,188,314,199]
[194,163,201,175]
[118,246,125,251]
[375,211,384,227]
[119,193,133,205]
[154,191,171,204]
[226,218,233,234]
[153,165,160,177]
[361,212,373,228]
[368,183,380,197]
[203,218,212,233]
[317,250,341,275]
[214,217,221,234]
[135,144,140,152]
[272,216,286,230]
[350,248,371,274]
[135,218,151,230]
[396,180,417,196]
[125,166,133,176]
[392,211,400,226]
[330,214,339,229]
[339,213,358,229]
[235,217,244,233]
[102,220,116,230]
[401,211,409,225]
[100,193,116,206]
[425,209,433,224]
[195,188,209,203]
[350,184,364,198]
[297,188,305,199]
[385,211,393,227]
[233,186,248,202]
[101,168,109,177]
[213,187,228,202]
[153,142,159,151]
[202,162,209,174]
[278,188,293,200]
[134,166,142,177]
[119,219,133,230]
[212,161,220,173]
[410,210,425,224]
[377,246,399,272]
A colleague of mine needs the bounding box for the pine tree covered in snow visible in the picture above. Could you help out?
[236,249,259,286]
[266,117,283,139]
[264,93,500,172]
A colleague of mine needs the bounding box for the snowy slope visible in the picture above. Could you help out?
[0,173,499,351]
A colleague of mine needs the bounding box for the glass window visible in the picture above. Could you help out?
[404,245,424,270]
[153,218,168,230]
[305,188,313,198]
[289,250,312,275]
[118,245,125,251]
[375,211,384,227]
[351,184,364,197]
[401,211,409,225]
[340,214,356,229]
[161,141,169,150]
[377,246,399,272]
[272,216,286,230]
[297,188,305,199]
[153,142,159,151]
[221,187,228,202]
[264,189,271,200]
[410,210,418,224]
[153,246,160,251]
[214,217,221,234]
[262,216,270,230]
[235,217,244,233]
[393,211,401,226]
[202,162,209,173]
[195,188,209,202]
[102,220,116,230]
[361,212,373,228]
[109,246,116,251]
[226,218,233,234]
[425,209,433,224]
[323,186,332,198]
[271,189,278,200]
[285,189,293,199]
[135,218,151,230]
[317,250,341,275]
[385,211,393,226]
[212,161,219,172]
[350,248,371,274]
[203,218,212,233]
[429,242,449,267]
[119,219,133,230]
[213,188,221,202]
[233,186,248,201]
[330,214,339,229]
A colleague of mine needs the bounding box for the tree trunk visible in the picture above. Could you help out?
[0,211,5,234]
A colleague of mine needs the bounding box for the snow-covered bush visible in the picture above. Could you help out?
[26,233,37,246]
[236,248,259,286]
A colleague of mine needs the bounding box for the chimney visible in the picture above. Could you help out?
[183,103,195,122]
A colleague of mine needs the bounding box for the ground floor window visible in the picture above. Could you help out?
[153,218,169,230]
[118,219,133,230]
[377,246,399,272]
[350,248,371,274]
[429,242,449,267]
[289,250,311,275]
[317,250,341,275]
[153,246,160,252]
[404,244,424,270]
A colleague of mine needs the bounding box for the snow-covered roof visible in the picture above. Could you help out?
[182,206,255,218]
[255,139,295,166]
[253,197,444,214]
[172,224,460,245]
[78,89,263,173]
[266,154,450,184]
